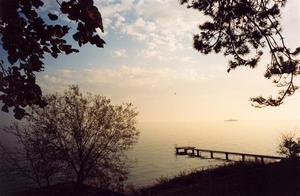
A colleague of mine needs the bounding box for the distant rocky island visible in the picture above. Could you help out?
[224,119,238,122]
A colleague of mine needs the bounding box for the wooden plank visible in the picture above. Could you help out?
[175,146,285,160]
[194,148,283,159]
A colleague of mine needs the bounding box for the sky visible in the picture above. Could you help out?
[2,0,300,123]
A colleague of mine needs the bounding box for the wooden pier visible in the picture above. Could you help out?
[175,146,285,163]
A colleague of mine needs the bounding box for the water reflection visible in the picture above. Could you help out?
[126,120,300,187]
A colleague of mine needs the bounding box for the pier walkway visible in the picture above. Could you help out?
[175,146,285,163]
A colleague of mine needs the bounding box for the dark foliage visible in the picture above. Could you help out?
[0,0,105,119]
[180,0,300,107]
[278,132,300,158]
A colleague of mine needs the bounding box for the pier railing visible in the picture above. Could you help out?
[175,146,285,164]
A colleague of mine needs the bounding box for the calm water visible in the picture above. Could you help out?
[1,120,299,194]
[126,120,300,187]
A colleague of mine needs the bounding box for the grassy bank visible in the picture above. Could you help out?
[137,159,300,196]
[11,159,300,196]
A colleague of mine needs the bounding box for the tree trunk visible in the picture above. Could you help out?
[76,170,85,188]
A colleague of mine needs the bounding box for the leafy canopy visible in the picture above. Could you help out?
[0,0,104,119]
[180,0,300,107]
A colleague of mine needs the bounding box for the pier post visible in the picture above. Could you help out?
[242,155,245,162]
[176,148,179,154]
[260,157,264,164]
[225,153,229,160]
[210,151,214,158]
[196,150,200,157]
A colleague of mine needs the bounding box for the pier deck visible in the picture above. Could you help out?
[175,146,285,163]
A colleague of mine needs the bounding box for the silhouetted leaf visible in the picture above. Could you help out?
[90,35,105,47]
[8,54,18,65]
[43,46,51,53]
[291,47,300,56]
[13,107,26,120]
[86,6,104,32]
[48,13,58,21]
[1,105,9,113]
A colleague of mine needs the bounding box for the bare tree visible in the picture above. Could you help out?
[0,122,61,188]
[1,85,139,190]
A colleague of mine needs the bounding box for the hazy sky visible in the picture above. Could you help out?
[2,0,300,123]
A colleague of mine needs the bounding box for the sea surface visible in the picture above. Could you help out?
[1,120,299,194]
[125,120,300,187]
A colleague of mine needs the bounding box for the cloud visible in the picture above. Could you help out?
[37,74,72,93]
[113,49,127,57]
[58,69,75,78]
[82,65,156,87]
[82,65,214,88]
[95,0,133,17]
[38,65,214,94]
[96,0,203,61]
[118,17,156,41]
